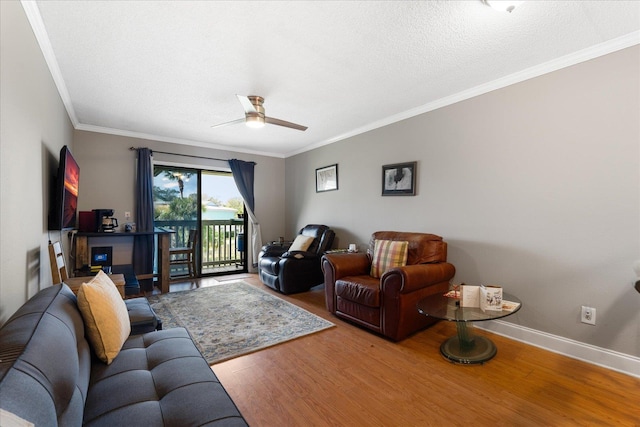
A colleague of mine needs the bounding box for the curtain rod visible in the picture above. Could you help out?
[129,146,230,163]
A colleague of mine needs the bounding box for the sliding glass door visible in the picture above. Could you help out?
[153,166,246,277]
[200,170,246,275]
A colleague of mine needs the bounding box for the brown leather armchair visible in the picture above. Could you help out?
[322,231,455,341]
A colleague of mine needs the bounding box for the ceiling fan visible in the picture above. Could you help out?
[211,95,307,131]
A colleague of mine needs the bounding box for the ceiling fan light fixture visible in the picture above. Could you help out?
[211,95,306,131]
[245,114,265,129]
[483,0,524,13]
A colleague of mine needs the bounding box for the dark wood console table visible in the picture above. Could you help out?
[74,228,174,293]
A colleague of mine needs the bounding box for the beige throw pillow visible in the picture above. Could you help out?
[289,235,315,252]
[77,270,130,364]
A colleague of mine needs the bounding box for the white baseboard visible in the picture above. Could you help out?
[475,320,640,379]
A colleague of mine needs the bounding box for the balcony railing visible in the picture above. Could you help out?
[155,219,245,275]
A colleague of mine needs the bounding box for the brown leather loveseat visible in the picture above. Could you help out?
[322,231,455,341]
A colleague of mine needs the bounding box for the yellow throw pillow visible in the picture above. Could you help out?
[77,270,130,364]
[370,240,409,278]
[288,235,315,252]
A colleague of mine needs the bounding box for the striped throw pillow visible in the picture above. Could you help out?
[370,240,409,278]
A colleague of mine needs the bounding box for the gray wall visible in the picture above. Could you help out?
[0,2,74,323]
[72,130,287,267]
[2,0,638,365]
[286,46,640,357]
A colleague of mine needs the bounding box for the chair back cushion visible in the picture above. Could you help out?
[299,224,335,254]
[369,231,447,265]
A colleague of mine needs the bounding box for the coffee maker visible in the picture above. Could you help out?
[93,209,118,233]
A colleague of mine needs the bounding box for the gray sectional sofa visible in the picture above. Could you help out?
[0,284,248,426]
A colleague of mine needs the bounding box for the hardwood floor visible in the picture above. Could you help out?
[167,274,640,426]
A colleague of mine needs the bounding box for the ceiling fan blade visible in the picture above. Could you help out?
[236,95,258,114]
[210,117,245,129]
[265,116,308,131]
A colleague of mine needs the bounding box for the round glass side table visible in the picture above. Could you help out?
[417,291,522,364]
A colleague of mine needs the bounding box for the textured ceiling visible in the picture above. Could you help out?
[26,1,640,158]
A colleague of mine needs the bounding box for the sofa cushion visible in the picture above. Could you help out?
[336,275,381,307]
[370,239,408,278]
[289,234,315,251]
[77,271,130,364]
[84,328,246,426]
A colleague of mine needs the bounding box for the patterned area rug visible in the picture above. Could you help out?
[146,281,334,365]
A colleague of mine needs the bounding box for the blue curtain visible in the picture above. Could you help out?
[228,159,255,212]
[229,159,262,268]
[133,148,154,290]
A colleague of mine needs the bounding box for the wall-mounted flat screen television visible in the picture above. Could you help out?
[48,145,80,231]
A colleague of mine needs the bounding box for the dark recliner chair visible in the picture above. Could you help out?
[259,224,335,294]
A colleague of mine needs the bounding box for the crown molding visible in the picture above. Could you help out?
[75,123,286,159]
[21,0,78,127]
[287,30,640,158]
[22,0,638,160]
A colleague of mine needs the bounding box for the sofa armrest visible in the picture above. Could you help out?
[259,244,288,258]
[281,250,319,260]
[381,262,456,294]
[322,253,371,313]
[322,253,370,279]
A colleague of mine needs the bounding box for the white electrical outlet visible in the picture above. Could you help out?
[125,211,131,220]
[581,306,596,325]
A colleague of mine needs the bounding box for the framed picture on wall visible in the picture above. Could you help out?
[382,161,416,196]
[316,164,338,192]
